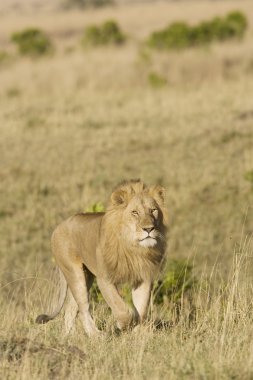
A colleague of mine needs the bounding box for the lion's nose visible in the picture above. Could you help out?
[143,227,154,234]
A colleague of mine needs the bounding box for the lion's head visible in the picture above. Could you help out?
[107,179,168,250]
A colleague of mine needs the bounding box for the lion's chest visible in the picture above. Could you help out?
[104,248,161,288]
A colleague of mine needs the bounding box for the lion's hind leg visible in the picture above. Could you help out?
[64,289,79,334]
[61,263,99,337]
[64,266,94,335]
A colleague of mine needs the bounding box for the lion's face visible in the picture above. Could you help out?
[109,181,167,249]
[123,194,163,248]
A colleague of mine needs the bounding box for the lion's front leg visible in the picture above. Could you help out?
[132,282,152,323]
[97,278,138,330]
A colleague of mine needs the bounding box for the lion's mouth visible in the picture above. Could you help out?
[139,236,157,248]
[139,236,156,242]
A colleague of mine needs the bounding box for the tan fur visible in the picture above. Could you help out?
[36,180,168,336]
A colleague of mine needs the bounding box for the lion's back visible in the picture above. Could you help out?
[51,212,105,275]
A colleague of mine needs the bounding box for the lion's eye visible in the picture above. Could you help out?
[132,210,139,216]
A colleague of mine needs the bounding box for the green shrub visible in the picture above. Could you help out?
[148,11,247,50]
[0,51,10,64]
[86,202,105,213]
[90,280,104,303]
[82,20,126,47]
[197,12,248,43]
[153,260,196,304]
[6,87,21,98]
[148,22,192,50]
[244,170,253,185]
[148,72,167,88]
[226,11,248,38]
[11,28,53,56]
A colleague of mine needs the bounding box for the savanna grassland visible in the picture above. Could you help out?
[0,1,253,379]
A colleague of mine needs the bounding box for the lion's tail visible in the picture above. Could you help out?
[35,268,68,324]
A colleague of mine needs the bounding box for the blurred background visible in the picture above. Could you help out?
[1,2,253,378]
[0,0,253,299]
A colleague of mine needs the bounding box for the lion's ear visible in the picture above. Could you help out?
[149,185,165,205]
[111,189,128,206]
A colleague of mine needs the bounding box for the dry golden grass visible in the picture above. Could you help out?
[0,1,253,378]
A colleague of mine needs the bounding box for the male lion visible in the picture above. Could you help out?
[36,179,168,336]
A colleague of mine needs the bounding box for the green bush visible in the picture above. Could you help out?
[0,51,10,64]
[244,170,253,185]
[148,11,247,50]
[86,202,105,213]
[90,280,104,303]
[6,87,21,98]
[153,260,196,304]
[148,72,167,88]
[11,28,53,56]
[226,11,248,38]
[82,20,126,47]
[148,22,192,50]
